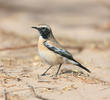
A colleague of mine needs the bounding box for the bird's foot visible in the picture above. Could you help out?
[50,74,58,79]
[41,73,46,76]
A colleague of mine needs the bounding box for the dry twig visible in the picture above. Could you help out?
[0,44,37,51]
[3,89,7,100]
[28,85,49,100]
[0,44,83,52]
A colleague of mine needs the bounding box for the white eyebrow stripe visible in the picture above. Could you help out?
[38,24,51,30]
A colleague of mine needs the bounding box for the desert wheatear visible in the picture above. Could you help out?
[32,24,91,76]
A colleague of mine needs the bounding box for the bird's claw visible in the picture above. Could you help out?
[41,73,46,76]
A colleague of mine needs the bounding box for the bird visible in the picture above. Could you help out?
[32,24,91,76]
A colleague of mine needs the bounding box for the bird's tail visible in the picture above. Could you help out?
[68,60,91,73]
[76,63,91,73]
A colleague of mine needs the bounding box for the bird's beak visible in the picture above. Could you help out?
[32,26,39,30]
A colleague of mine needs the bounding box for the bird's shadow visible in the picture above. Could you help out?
[61,69,73,74]
[60,69,87,77]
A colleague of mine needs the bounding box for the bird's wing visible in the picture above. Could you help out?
[43,41,74,61]
[43,41,91,73]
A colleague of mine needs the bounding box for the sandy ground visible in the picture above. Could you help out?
[0,0,110,100]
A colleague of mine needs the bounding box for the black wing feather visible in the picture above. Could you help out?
[43,41,91,73]
[43,41,74,60]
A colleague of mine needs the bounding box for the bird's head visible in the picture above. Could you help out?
[32,24,52,39]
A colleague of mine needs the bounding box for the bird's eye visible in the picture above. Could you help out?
[42,27,46,30]
[42,27,45,29]
[41,27,46,31]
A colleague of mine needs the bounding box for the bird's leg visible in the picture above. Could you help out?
[41,65,53,76]
[55,64,62,76]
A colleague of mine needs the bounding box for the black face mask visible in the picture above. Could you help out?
[40,28,51,39]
